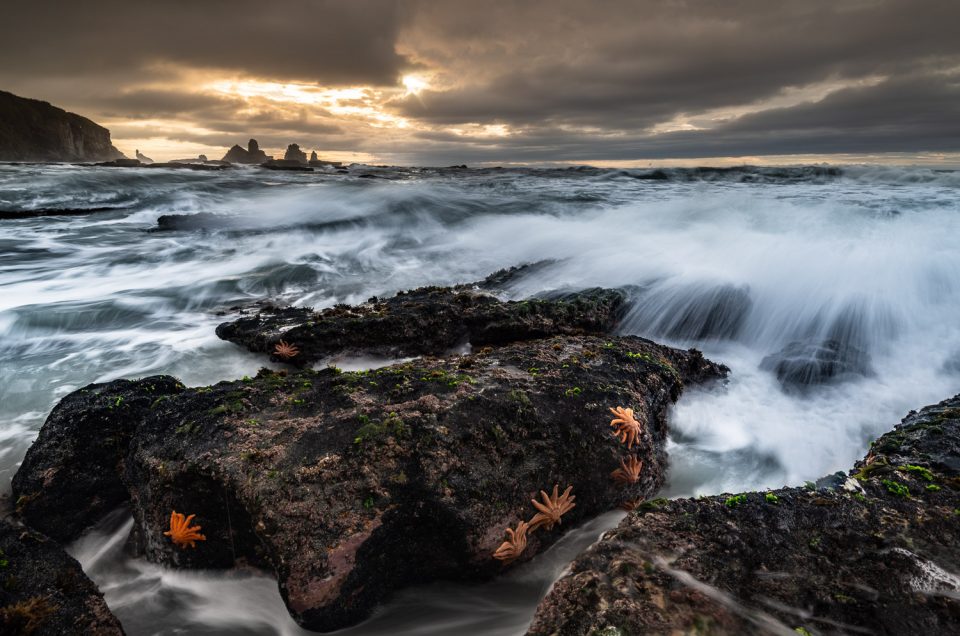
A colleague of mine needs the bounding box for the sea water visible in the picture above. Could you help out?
[2,163,958,634]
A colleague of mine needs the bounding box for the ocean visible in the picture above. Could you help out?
[2,162,959,634]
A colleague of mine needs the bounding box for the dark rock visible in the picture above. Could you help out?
[154,212,239,231]
[624,283,752,342]
[527,396,960,636]
[310,150,318,162]
[134,149,153,164]
[169,154,209,164]
[0,206,128,220]
[761,338,873,390]
[0,517,124,635]
[12,376,185,543]
[222,138,270,164]
[13,332,725,632]
[95,158,141,168]
[309,159,343,167]
[261,160,314,171]
[0,90,124,162]
[283,143,307,164]
[216,278,630,366]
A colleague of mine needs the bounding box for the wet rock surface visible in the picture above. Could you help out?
[0,518,124,635]
[760,338,873,390]
[12,331,725,631]
[527,396,960,636]
[216,272,629,366]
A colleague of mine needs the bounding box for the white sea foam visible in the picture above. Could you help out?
[2,163,959,634]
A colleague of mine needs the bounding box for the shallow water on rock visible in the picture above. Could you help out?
[2,163,960,634]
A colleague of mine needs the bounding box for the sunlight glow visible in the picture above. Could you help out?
[402,74,430,96]
[204,78,413,129]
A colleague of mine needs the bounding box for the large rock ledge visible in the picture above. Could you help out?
[215,270,628,365]
[527,396,960,636]
[12,333,725,632]
[0,517,123,635]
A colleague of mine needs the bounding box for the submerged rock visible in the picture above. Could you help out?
[216,277,628,366]
[0,206,128,220]
[12,334,725,631]
[261,159,314,171]
[624,283,752,342]
[154,212,240,232]
[527,396,960,636]
[760,338,873,390]
[0,518,124,635]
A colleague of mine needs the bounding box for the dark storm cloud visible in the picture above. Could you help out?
[79,90,246,119]
[1,0,957,161]
[0,0,405,86]
[396,0,960,131]
[393,70,960,164]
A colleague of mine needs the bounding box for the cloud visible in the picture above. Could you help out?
[0,1,407,86]
[394,0,959,129]
[2,0,957,162]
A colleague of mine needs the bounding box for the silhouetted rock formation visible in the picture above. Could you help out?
[310,150,318,161]
[284,143,307,164]
[222,138,270,164]
[135,149,154,164]
[0,90,124,162]
[262,160,313,171]
[309,158,343,167]
[170,154,210,164]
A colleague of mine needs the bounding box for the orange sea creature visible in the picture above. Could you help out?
[609,406,643,449]
[493,519,530,563]
[529,484,576,532]
[273,340,300,359]
[164,510,207,549]
[620,497,644,511]
[611,455,644,485]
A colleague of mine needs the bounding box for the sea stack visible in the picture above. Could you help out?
[284,143,308,164]
[221,138,270,164]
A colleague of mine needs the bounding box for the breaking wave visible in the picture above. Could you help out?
[2,162,959,634]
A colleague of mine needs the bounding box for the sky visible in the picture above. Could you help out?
[1,0,958,165]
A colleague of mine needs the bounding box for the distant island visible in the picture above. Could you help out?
[0,90,124,162]
[0,89,343,169]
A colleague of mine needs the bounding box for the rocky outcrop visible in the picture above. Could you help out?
[134,149,153,164]
[216,278,629,366]
[761,339,873,391]
[527,396,960,636]
[0,90,124,162]
[221,138,270,164]
[0,206,128,220]
[0,518,124,635]
[284,143,307,163]
[261,159,313,171]
[12,278,726,631]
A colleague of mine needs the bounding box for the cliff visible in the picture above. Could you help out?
[0,90,124,162]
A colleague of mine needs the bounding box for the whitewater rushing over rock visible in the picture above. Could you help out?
[2,162,960,634]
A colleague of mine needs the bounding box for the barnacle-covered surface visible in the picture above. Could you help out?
[528,396,960,636]
[13,309,725,631]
